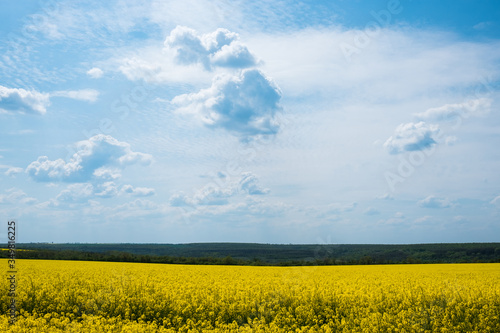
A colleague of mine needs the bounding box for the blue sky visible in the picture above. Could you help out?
[1,0,500,244]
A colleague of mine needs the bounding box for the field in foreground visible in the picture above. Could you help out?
[1,260,499,332]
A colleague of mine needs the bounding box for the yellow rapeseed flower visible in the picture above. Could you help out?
[1,260,499,332]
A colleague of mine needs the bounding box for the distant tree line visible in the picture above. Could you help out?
[2,242,500,266]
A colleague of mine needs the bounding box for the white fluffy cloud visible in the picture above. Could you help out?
[0,86,100,115]
[173,69,282,138]
[415,98,492,122]
[95,182,119,198]
[87,67,104,79]
[164,26,257,70]
[0,86,50,114]
[26,135,152,182]
[92,168,121,180]
[193,184,234,206]
[51,89,100,103]
[169,192,194,207]
[121,184,155,197]
[384,98,491,155]
[384,122,440,154]
[117,56,166,83]
[117,26,261,84]
[418,195,452,209]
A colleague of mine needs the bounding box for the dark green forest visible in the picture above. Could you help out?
[2,242,500,266]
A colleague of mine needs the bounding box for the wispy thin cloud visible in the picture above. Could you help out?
[51,89,100,103]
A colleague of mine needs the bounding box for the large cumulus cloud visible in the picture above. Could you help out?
[173,69,282,138]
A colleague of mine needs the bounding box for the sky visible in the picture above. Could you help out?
[1,0,500,244]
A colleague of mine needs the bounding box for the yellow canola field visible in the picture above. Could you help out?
[1,260,499,332]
